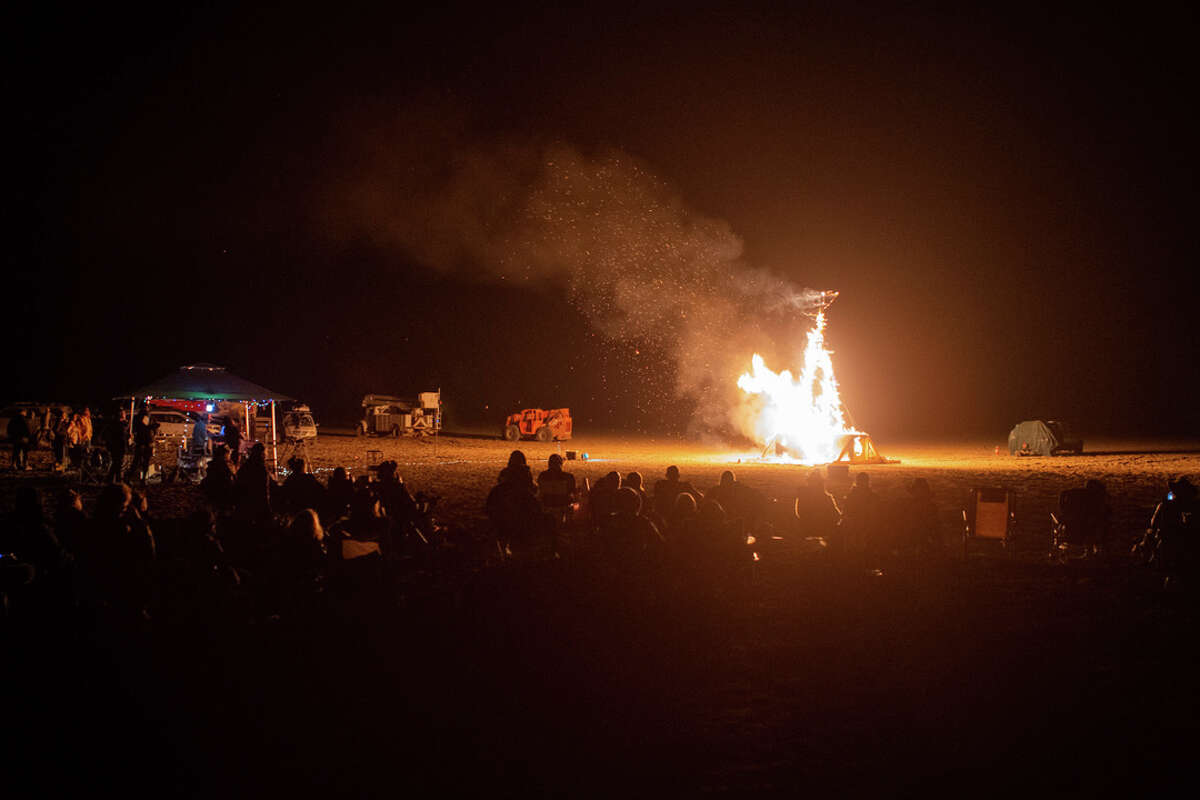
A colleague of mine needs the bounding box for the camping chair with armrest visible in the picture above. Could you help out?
[963,487,1017,558]
[174,439,211,484]
[1049,487,1107,561]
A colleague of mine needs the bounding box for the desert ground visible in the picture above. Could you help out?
[3,433,1199,796]
[7,430,1195,547]
[295,430,1196,550]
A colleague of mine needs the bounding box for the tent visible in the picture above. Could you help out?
[1008,419,1083,456]
[123,364,295,473]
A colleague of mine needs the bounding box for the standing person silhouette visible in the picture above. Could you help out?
[225,416,243,467]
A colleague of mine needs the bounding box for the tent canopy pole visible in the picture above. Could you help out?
[270,399,278,477]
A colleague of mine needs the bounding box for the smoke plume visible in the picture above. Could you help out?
[328,131,824,435]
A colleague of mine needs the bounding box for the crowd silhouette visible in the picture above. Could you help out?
[3,437,1197,799]
[2,436,1193,632]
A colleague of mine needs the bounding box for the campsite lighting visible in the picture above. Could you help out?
[737,305,858,464]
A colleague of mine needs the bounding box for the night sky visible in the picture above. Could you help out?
[10,4,1198,438]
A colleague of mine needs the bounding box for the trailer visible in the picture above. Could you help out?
[359,392,442,437]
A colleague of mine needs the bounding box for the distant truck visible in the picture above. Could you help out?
[1008,419,1083,456]
[502,408,573,442]
[359,392,442,437]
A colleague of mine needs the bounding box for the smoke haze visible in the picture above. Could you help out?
[328,129,824,436]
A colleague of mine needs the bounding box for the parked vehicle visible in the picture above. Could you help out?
[502,408,573,442]
[281,405,318,442]
[359,392,442,437]
[149,409,194,441]
[1008,420,1083,456]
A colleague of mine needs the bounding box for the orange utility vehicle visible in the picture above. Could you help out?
[502,408,573,442]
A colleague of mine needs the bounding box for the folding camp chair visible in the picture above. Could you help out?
[174,441,211,484]
[962,487,1017,557]
[1049,487,1107,561]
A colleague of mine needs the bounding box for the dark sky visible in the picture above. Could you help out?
[10,3,1199,438]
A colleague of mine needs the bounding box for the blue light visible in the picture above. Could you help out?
[1167,491,1176,501]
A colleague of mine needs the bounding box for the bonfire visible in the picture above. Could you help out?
[738,292,891,465]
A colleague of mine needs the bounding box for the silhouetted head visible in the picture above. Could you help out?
[507,450,527,469]
[806,470,825,491]
[698,499,726,522]
[720,470,736,487]
[673,493,697,515]
[95,483,132,519]
[908,477,930,497]
[332,466,349,483]
[548,453,564,469]
[615,486,642,516]
[855,472,871,488]
[1085,479,1105,496]
[351,489,381,519]
[59,489,83,514]
[290,509,324,543]
[189,508,216,536]
[377,460,398,482]
[1168,477,1196,501]
[623,471,643,492]
[666,465,680,481]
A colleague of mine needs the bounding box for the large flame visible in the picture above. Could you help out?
[737,309,856,463]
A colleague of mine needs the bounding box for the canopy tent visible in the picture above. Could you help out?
[122,364,294,473]
[126,363,294,403]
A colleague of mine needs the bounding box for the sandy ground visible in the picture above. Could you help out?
[4,433,1200,795]
[5,432,1197,548]
[282,431,1199,549]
